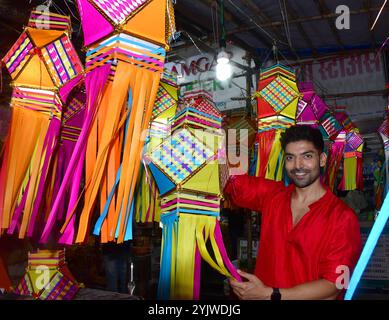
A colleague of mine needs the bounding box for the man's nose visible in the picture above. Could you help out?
[295,158,303,169]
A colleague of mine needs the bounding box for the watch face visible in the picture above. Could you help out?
[271,288,281,300]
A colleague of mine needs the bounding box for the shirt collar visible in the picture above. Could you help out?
[287,183,334,210]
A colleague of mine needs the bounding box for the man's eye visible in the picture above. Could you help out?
[304,154,313,159]
[286,156,293,161]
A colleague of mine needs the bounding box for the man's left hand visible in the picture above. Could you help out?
[229,269,273,300]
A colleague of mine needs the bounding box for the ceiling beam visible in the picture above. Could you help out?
[284,1,317,56]
[175,14,210,38]
[313,0,344,49]
[236,0,287,45]
[199,0,274,49]
[173,3,257,56]
[227,6,389,34]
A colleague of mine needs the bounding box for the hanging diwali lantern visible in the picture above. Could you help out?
[0,9,83,239]
[45,0,177,244]
[337,129,364,191]
[254,64,300,181]
[14,249,80,300]
[145,90,240,300]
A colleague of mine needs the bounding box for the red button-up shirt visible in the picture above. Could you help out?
[224,175,362,294]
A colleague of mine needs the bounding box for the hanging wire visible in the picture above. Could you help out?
[181,31,204,55]
[278,0,293,50]
[227,0,287,46]
[211,3,219,48]
[258,48,273,68]
[371,0,388,30]
[64,0,80,22]
[50,0,66,15]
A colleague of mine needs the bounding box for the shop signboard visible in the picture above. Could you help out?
[297,52,387,121]
[165,46,255,111]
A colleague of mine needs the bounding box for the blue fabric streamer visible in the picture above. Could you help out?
[345,194,389,300]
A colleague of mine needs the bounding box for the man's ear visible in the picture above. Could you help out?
[319,152,327,168]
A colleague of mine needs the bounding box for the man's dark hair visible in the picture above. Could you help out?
[280,125,324,152]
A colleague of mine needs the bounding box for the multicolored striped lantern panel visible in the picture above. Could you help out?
[254,64,300,181]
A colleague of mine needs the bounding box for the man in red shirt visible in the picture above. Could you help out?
[226,125,362,300]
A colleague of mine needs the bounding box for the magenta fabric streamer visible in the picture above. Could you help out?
[76,0,114,47]
[8,181,30,234]
[27,119,61,237]
[214,222,242,282]
[40,64,111,243]
[193,246,201,300]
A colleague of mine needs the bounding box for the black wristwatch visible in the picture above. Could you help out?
[271,288,281,300]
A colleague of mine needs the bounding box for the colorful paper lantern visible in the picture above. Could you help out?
[296,82,329,128]
[338,129,364,191]
[254,64,300,181]
[14,249,80,300]
[0,10,83,239]
[45,0,176,244]
[145,90,240,300]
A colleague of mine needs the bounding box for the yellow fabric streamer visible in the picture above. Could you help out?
[265,130,284,181]
[344,157,357,190]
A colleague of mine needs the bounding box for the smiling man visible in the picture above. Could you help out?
[225,125,361,300]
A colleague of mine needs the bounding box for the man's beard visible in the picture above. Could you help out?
[287,168,320,188]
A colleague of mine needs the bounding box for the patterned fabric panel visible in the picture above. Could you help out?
[296,100,308,119]
[39,272,79,300]
[319,112,342,139]
[149,121,170,139]
[86,34,165,73]
[346,132,363,150]
[149,129,214,184]
[14,273,33,296]
[63,91,86,122]
[311,96,328,120]
[12,87,63,119]
[160,192,220,216]
[2,33,34,78]
[42,35,83,87]
[28,11,71,32]
[384,139,389,152]
[334,130,347,142]
[152,86,176,118]
[91,0,149,25]
[259,64,296,81]
[195,99,222,119]
[259,77,298,113]
[183,90,213,102]
[162,69,178,87]
[257,116,295,133]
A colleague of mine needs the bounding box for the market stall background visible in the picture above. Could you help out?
[1,0,388,148]
[0,0,388,299]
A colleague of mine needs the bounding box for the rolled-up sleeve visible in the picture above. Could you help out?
[224,174,284,213]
